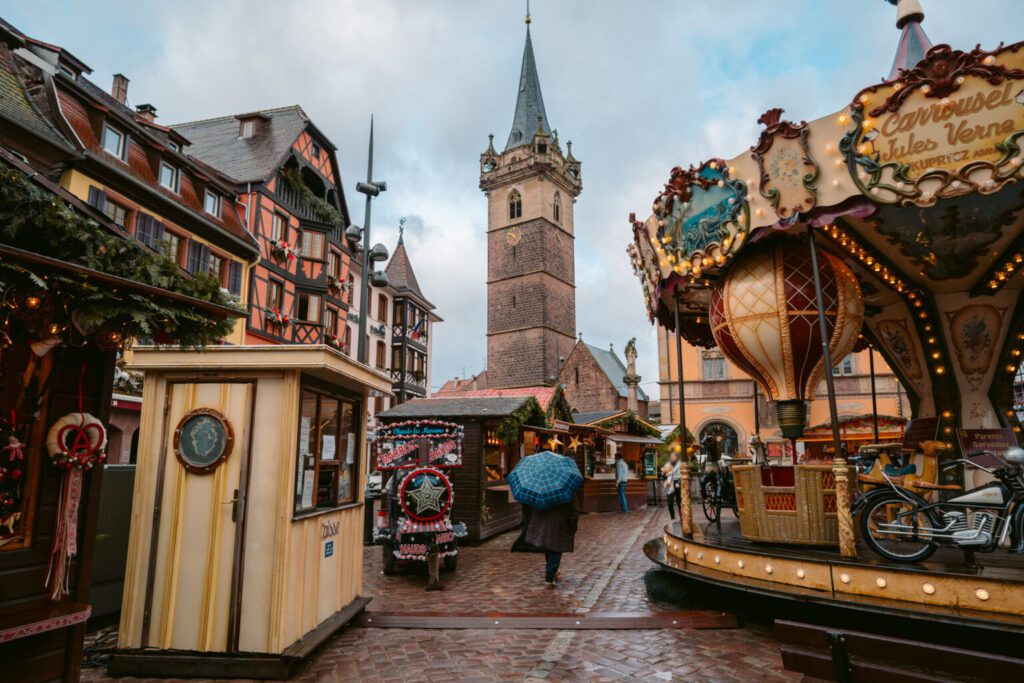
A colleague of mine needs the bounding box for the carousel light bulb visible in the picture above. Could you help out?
[833,179,840,187]
[715,254,725,266]
[825,143,834,153]
[709,161,718,169]
[918,312,927,319]
[25,296,41,309]
[702,257,712,267]
[859,94,869,104]
[834,158,844,167]
[1015,255,1024,264]
[1009,365,1018,373]
[1012,349,1022,357]
[944,427,953,434]
[1009,410,1017,417]
[990,281,1000,289]
[755,208,764,217]
[924,325,932,332]
[931,352,941,360]
[984,55,996,65]
[921,84,931,94]
[935,366,945,374]
[838,114,849,125]
[48,323,59,335]
[728,166,736,176]
[942,411,953,419]
[927,337,936,344]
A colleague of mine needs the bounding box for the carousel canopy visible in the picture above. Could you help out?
[629,1,1024,435]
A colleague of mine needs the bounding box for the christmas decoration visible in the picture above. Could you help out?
[266,308,291,326]
[44,411,106,600]
[5,434,25,462]
[399,467,453,522]
[268,239,297,262]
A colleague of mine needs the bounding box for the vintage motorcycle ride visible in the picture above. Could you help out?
[858,447,1024,563]
[698,434,741,524]
[371,419,467,575]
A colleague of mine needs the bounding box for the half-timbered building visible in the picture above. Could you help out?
[173,107,355,347]
[4,26,259,346]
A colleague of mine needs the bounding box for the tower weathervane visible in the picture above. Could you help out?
[525,0,531,25]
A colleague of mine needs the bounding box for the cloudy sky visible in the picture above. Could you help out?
[7,0,1017,398]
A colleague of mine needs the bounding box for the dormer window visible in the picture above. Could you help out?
[101,124,126,160]
[168,140,180,153]
[508,190,522,220]
[311,141,322,159]
[158,162,179,193]
[240,119,255,139]
[204,190,221,217]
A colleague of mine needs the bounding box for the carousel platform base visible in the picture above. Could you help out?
[107,596,371,680]
[646,520,1024,656]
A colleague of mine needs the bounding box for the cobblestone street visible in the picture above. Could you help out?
[83,506,799,682]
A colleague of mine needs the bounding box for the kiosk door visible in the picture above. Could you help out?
[141,380,254,652]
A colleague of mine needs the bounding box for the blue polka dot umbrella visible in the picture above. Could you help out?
[507,450,583,510]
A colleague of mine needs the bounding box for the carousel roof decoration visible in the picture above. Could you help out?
[651,158,750,283]
[887,0,933,80]
[841,42,1024,207]
[751,108,818,220]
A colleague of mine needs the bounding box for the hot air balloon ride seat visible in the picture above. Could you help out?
[731,462,856,546]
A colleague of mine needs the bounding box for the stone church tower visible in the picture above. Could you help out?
[479,15,582,388]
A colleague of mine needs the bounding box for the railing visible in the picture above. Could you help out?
[390,369,427,392]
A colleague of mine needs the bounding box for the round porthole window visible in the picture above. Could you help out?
[174,408,234,473]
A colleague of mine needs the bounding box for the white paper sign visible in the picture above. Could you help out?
[346,433,356,464]
[300,417,312,455]
[322,435,336,460]
[301,470,315,508]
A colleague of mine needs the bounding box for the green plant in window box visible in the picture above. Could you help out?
[281,166,341,225]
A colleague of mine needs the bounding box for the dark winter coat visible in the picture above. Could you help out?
[523,500,580,554]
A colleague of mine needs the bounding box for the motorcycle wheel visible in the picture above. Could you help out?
[701,476,720,523]
[443,554,458,572]
[382,540,397,576]
[859,492,938,563]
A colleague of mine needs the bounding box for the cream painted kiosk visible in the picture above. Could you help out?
[109,346,391,679]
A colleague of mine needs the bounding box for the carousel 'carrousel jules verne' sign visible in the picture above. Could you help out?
[842,43,1024,206]
[374,419,464,470]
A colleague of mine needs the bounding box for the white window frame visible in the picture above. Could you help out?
[101,124,126,159]
[299,293,322,323]
[240,119,255,138]
[158,162,179,193]
[203,190,221,217]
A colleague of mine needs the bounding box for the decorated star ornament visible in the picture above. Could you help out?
[407,477,446,515]
[568,435,582,453]
[546,436,564,450]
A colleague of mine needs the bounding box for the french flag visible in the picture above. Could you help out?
[410,318,425,340]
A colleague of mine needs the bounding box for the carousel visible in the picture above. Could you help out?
[633,0,1024,643]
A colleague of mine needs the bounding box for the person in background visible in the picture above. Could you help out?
[523,498,580,587]
[615,453,629,513]
[664,452,682,521]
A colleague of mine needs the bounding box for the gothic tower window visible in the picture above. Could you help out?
[508,190,522,220]
[553,192,561,223]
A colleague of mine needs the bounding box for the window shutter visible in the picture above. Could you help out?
[187,241,209,275]
[87,186,107,213]
[136,213,152,246]
[228,261,243,295]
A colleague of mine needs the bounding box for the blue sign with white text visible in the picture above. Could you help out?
[324,541,334,558]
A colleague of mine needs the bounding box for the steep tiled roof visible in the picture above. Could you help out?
[378,396,532,419]
[384,236,433,308]
[171,106,311,184]
[0,46,72,152]
[505,25,551,151]
[585,344,649,402]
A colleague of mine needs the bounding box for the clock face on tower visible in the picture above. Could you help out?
[506,226,522,246]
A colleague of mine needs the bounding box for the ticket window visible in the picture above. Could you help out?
[294,386,360,515]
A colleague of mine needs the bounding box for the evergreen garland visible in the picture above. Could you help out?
[592,411,661,437]
[546,385,574,423]
[496,397,549,446]
[0,163,242,348]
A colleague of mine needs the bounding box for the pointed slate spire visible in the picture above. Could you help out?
[888,0,933,80]
[505,16,552,151]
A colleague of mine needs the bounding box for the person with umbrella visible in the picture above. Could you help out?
[508,450,583,586]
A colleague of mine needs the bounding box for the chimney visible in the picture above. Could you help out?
[111,73,129,104]
[135,103,157,123]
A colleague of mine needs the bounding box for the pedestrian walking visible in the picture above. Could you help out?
[522,498,579,586]
[663,452,682,521]
[615,452,629,513]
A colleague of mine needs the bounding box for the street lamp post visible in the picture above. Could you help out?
[346,116,391,365]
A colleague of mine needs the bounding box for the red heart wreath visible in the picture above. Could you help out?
[46,413,107,470]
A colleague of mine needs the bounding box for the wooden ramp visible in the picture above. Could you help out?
[352,610,737,630]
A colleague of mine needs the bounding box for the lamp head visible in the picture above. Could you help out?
[369,243,389,262]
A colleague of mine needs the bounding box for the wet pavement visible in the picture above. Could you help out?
[82,506,800,682]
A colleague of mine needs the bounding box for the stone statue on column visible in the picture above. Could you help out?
[623,337,641,413]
